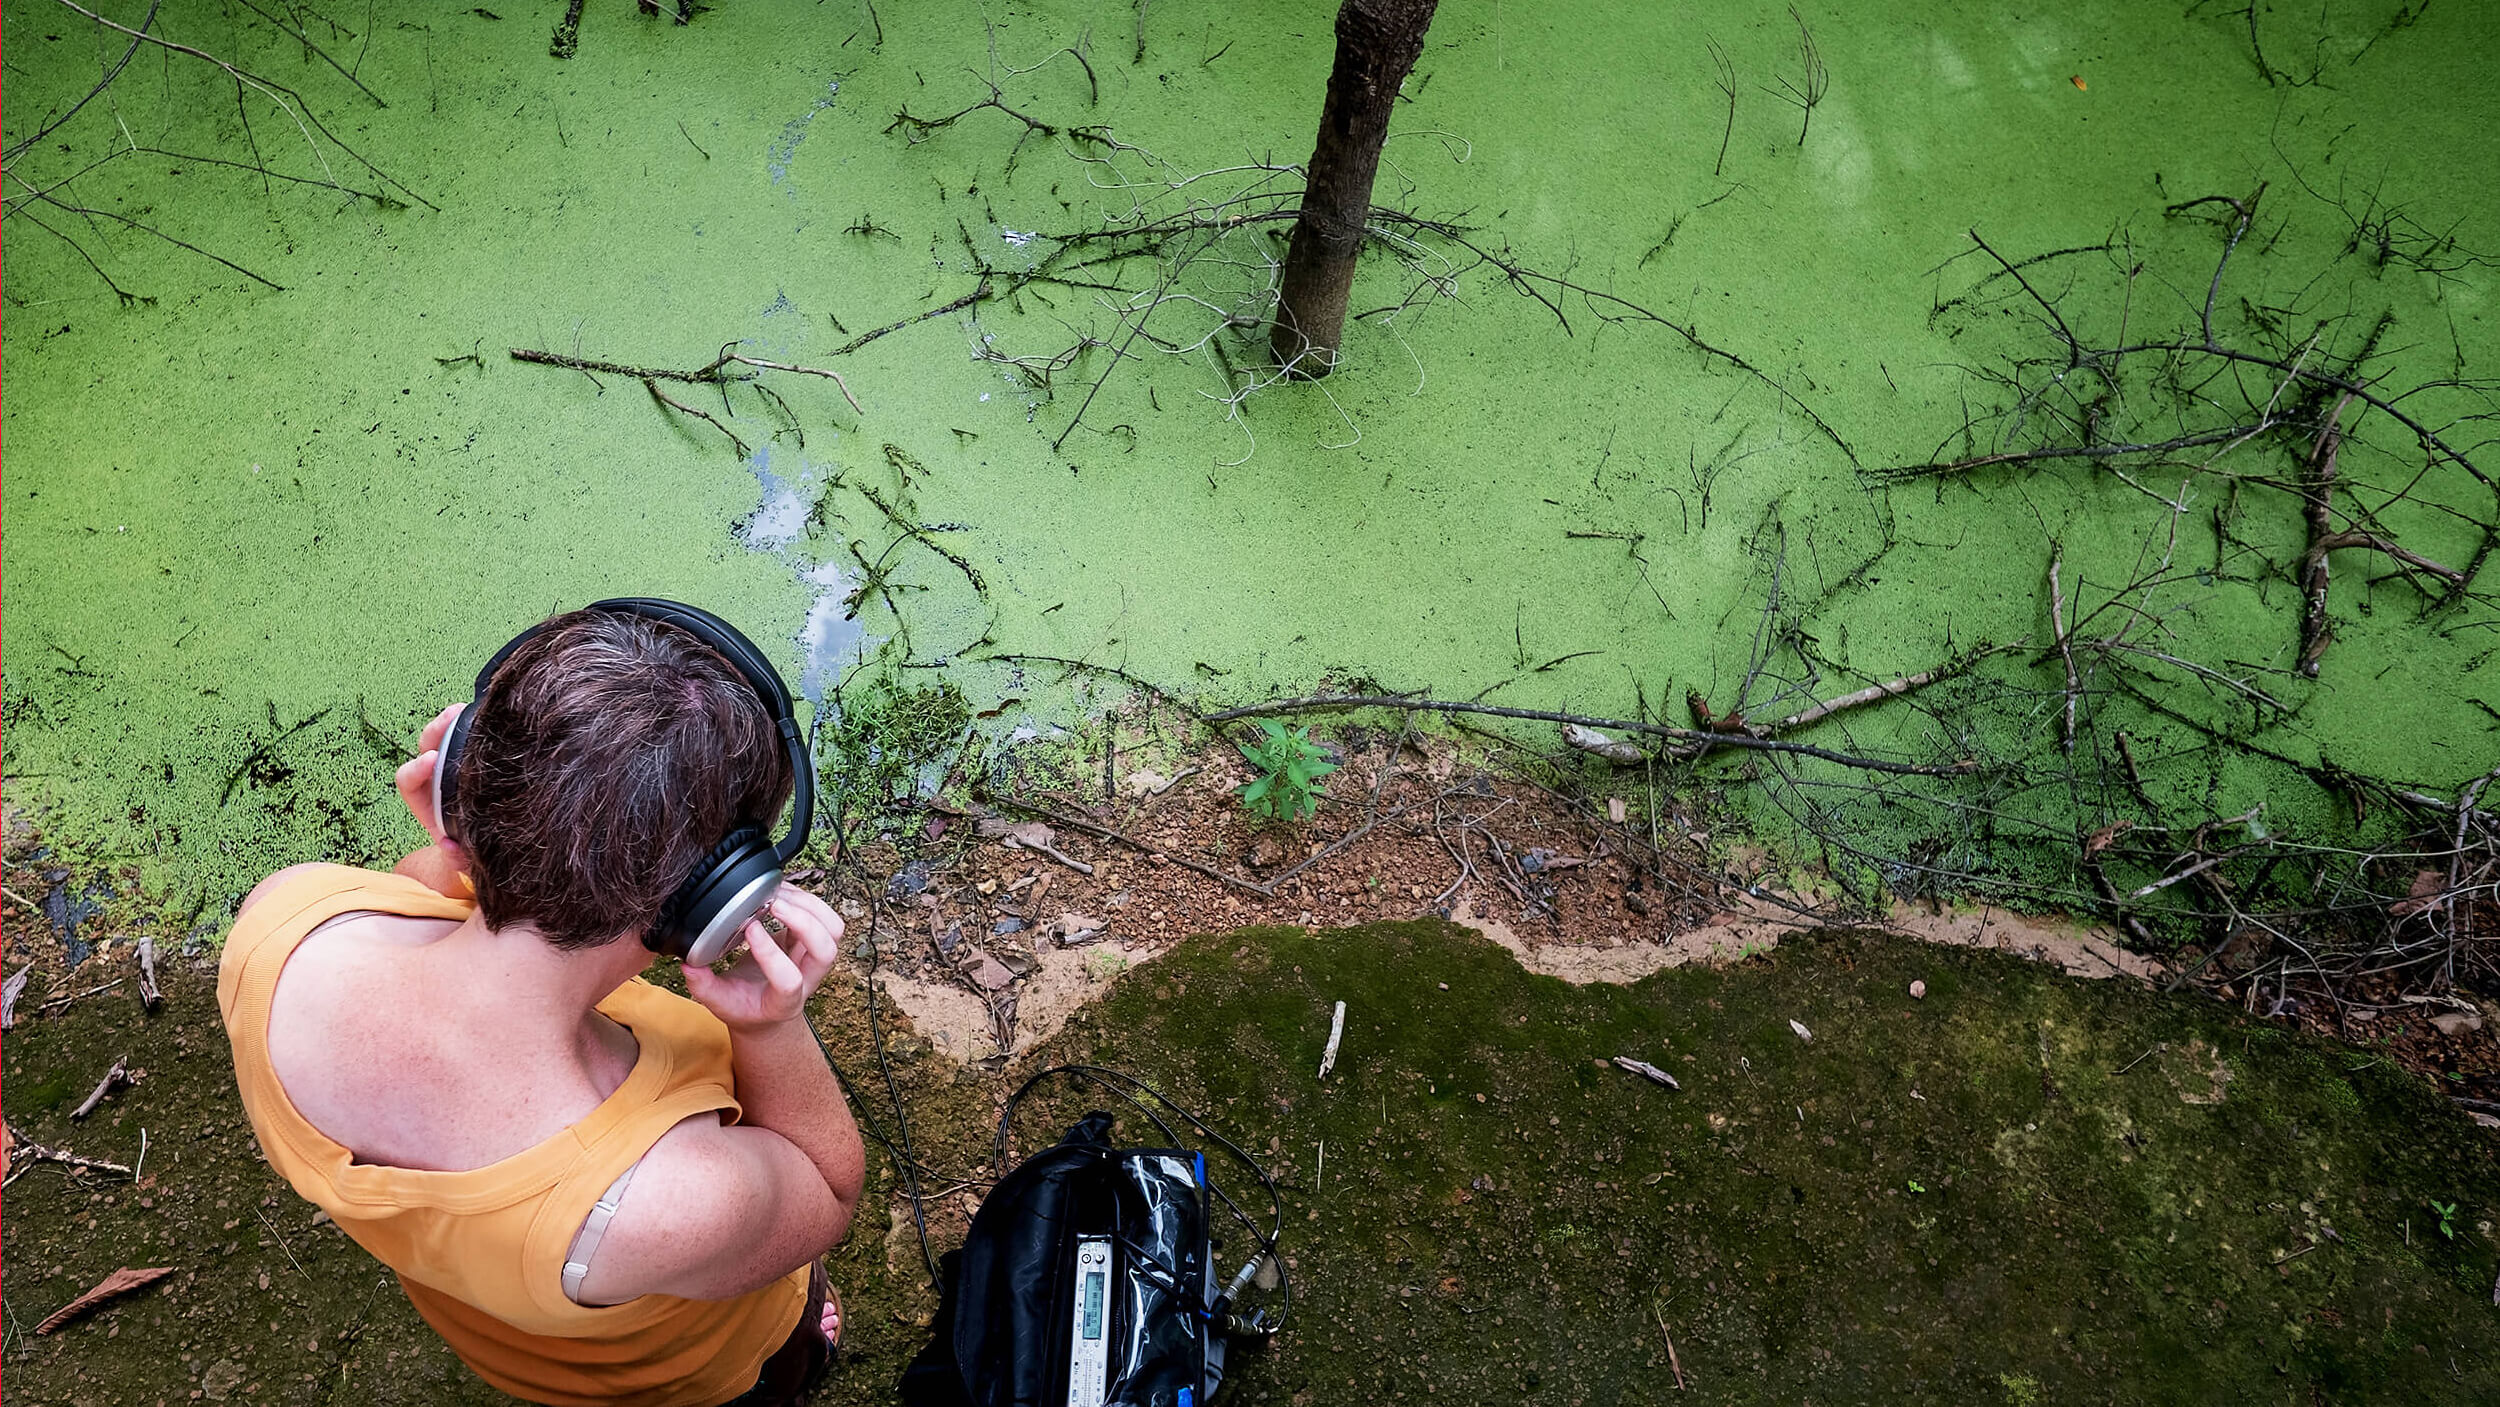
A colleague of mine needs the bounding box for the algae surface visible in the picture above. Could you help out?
[3,1,2496,914]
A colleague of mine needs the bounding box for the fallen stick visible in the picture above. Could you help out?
[72,1057,131,1120]
[2,966,27,1030]
[2128,848,2248,901]
[1318,1001,1346,1080]
[984,791,1276,898]
[2048,553,2080,754]
[2297,396,2351,678]
[35,1266,174,1335]
[3,1124,135,1186]
[1562,724,1646,766]
[1656,1303,1687,1390]
[1768,660,1967,737]
[1206,696,1979,777]
[136,936,162,1010]
[1612,1056,1682,1090]
[643,377,749,458]
[1003,834,1095,876]
[511,345,861,411]
[36,977,123,1014]
[830,279,992,357]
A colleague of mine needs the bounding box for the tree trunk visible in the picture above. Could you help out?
[1269,0,1439,378]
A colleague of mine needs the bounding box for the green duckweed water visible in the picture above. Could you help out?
[3,1,2495,914]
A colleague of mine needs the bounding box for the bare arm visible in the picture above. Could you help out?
[721,1009,868,1233]
[576,889,867,1304]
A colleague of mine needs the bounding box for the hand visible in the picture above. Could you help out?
[392,704,465,850]
[681,887,845,1035]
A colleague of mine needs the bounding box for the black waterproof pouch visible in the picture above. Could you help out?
[901,1113,1222,1407]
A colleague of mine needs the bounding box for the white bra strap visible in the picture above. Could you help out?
[560,1159,643,1305]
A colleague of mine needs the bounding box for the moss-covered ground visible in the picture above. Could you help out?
[7,922,2494,1403]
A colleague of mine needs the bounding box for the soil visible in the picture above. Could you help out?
[9,912,2499,1405]
[7,752,2498,1404]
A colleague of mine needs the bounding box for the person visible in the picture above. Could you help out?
[218,608,866,1407]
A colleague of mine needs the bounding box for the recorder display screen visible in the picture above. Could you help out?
[1081,1269,1106,1339]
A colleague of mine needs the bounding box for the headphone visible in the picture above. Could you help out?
[431,597,815,966]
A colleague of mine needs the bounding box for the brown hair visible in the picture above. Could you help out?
[449,609,794,949]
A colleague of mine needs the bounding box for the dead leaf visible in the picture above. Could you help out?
[1788,1019,1813,1042]
[2084,821,2133,857]
[961,951,1017,992]
[36,1266,175,1334]
[2390,869,2446,918]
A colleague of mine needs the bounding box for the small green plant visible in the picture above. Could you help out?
[2430,1199,2459,1240]
[1236,720,1336,822]
[1907,1178,1926,1194]
[822,673,970,830]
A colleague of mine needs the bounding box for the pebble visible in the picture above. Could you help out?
[1910,979,1927,999]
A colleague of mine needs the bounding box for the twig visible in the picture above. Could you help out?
[644,378,747,457]
[3,1124,135,1185]
[2,885,45,916]
[37,977,123,1013]
[2297,394,2352,677]
[1205,695,1979,778]
[255,1204,311,1282]
[1704,37,1736,179]
[830,281,992,356]
[2111,1041,2165,1075]
[1656,1303,1687,1390]
[1004,834,1095,876]
[853,480,988,597]
[2049,552,2080,753]
[2128,847,2255,901]
[1613,1056,1682,1090]
[983,790,1275,897]
[1140,766,1201,799]
[1318,1000,1346,1080]
[1562,724,1646,766]
[136,937,161,1010]
[1,967,28,1030]
[51,0,433,211]
[1767,658,1974,736]
[71,1057,131,1120]
[512,346,862,415]
[226,0,388,107]
[1767,7,1828,147]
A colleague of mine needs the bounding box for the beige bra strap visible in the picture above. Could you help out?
[560,1159,643,1305]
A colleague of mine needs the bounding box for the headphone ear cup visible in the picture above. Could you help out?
[433,705,477,842]
[653,828,781,965]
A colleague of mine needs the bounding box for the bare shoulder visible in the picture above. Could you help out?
[235,863,340,921]
[574,1113,846,1305]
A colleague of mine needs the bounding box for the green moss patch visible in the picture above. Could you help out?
[1002,922,2500,1402]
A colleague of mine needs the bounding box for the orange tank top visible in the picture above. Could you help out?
[217,865,807,1407]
